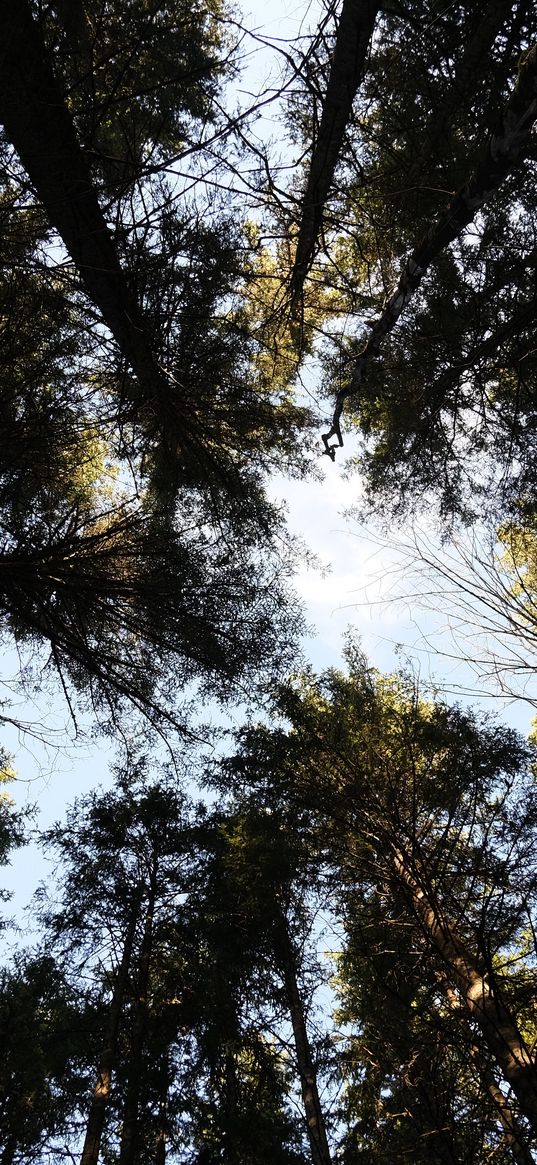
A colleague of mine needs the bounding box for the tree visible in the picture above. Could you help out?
[190,808,333,1164]
[0,2,315,732]
[0,186,305,729]
[0,752,27,931]
[0,1,314,500]
[32,770,312,1163]
[335,920,535,1164]
[223,649,537,1154]
[49,0,227,199]
[1,494,304,730]
[281,1,537,524]
[37,774,203,1163]
[289,0,379,307]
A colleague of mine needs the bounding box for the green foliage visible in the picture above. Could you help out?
[0,752,27,927]
[32,774,311,1164]
[44,0,229,197]
[0,1,316,731]
[286,0,537,523]
[221,652,537,1156]
[0,955,91,1160]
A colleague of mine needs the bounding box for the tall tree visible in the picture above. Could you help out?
[320,39,537,464]
[0,5,313,731]
[38,776,198,1163]
[182,810,317,1164]
[223,650,537,1153]
[281,1,537,524]
[289,0,380,307]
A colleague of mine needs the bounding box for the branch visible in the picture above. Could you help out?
[407,0,516,182]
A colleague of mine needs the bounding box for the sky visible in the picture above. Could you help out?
[1,0,535,953]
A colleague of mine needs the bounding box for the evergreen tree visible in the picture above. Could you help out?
[30,771,312,1162]
[223,649,537,1154]
[283,1,537,523]
[187,808,331,1164]
[0,2,311,730]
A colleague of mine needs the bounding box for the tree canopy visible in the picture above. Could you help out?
[2,2,537,1163]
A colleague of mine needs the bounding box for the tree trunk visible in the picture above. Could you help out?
[273,906,332,1165]
[290,0,379,305]
[119,872,157,1165]
[471,1044,535,1165]
[393,844,537,1138]
[443,979,534,1163]
[0,0,166,404]
[155,1083,168,1165]
[80,906,139,1165]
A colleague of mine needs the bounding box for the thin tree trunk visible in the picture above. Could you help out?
[155,1080,168,1165]
[393,844,537,1137]
[273,906,332,1165]
[223,1049,242,1165]
[290,0,379,306]
[323,42,537,457]
[119,872,157,1165]
[443,979,534,1163]
[80,907,139,1165]
[471,1044,535,1165]
[0,0,166,404]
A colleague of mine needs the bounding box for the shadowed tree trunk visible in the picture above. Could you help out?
[473,1044,535,1165]
[273,904,332,1165]
[290,0,379,307]
[154,1071,169,1165]
[393,843,537,1138]
[81,906,139,1165]
[119,870,157,1165]
[0,0,166,404]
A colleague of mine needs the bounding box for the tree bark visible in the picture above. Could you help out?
[155,1079,168,1165]
[471,1044,535,1165]
[273,906,332,1165]
[119,872,157,1165]
[393,844,537,1138]
[323,42,537,457]
[290,0,379,306]
[80,906,139,1165]
[0,0,166,405]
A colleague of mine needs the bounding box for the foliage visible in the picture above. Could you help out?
[3,3,537,1163]
[0,0,316,732]
[285,0,537,523]
[221,651,537,1157]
